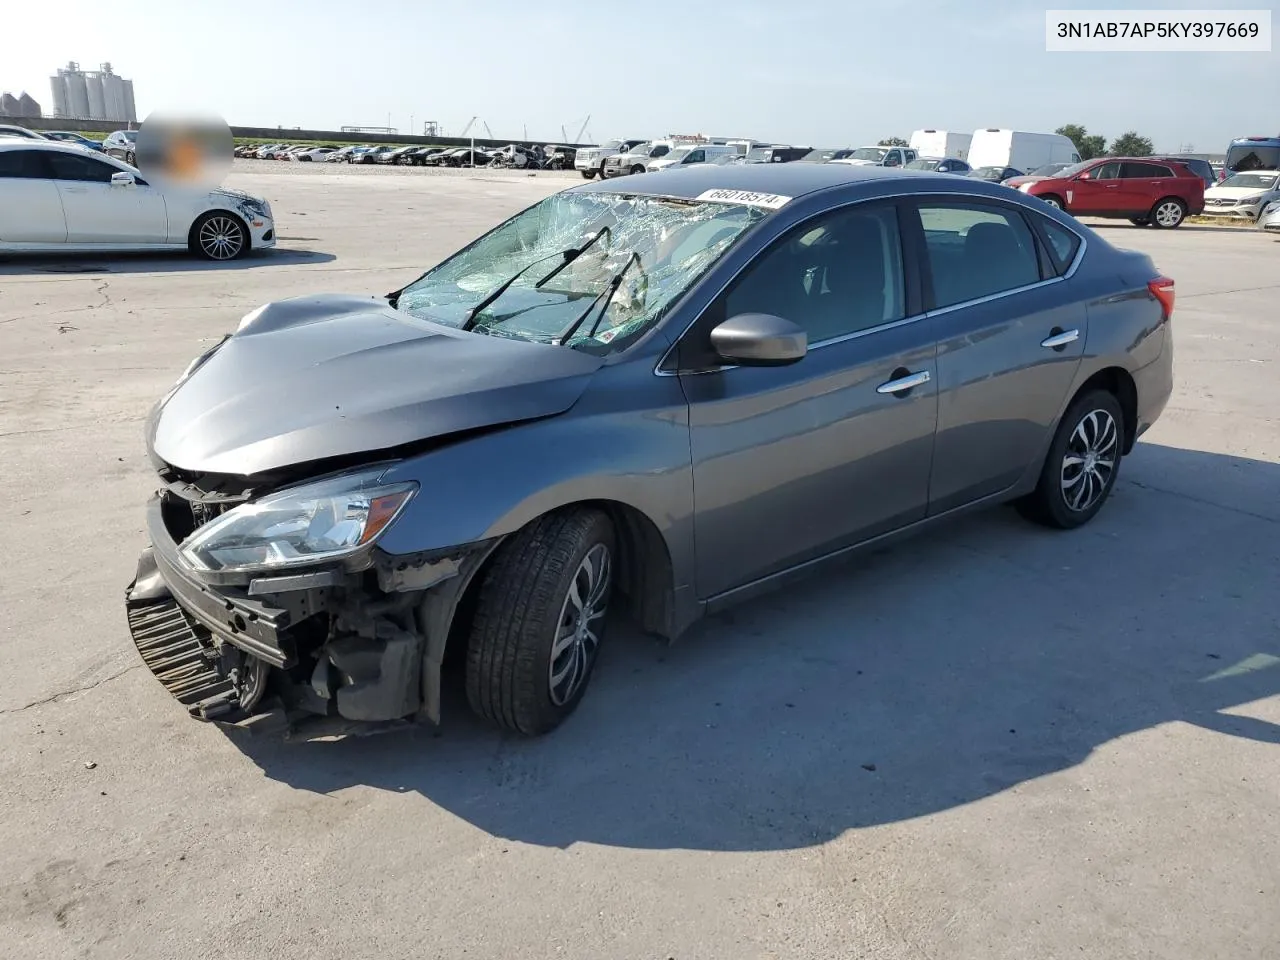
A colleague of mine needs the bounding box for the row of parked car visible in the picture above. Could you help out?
[585,136,1277,231]
[235,141,581,169]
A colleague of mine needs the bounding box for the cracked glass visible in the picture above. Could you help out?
[396,192,767,353]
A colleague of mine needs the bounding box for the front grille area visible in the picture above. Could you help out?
[159,488,238,544]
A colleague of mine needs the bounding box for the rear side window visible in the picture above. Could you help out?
[916,202,1042,308]
[1034,216,1082,276]
[1122,162,1173,178]
[0,149,49,178]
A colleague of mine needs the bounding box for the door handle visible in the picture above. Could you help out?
[1041,328,1080,349]
[877,369,931,395]
[63,186,87,193]
[1104,183,1119,188]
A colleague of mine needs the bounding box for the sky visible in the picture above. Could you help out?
[5,0,1276,152]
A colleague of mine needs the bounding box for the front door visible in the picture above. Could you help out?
[678,200,939,599]
[46,151,168,244]
[1067,160,1138,215]
[912,199,1086,513]
[0,148,66,243]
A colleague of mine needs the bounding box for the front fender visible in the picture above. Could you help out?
[375,363,696,611]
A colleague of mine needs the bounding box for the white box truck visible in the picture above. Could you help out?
[967,129,1081,173]
[909,129,972,160]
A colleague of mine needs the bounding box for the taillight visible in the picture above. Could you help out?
[1148,276,1175,321]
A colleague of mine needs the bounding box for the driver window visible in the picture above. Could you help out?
[684,149,705,163]
[722,203,906,345]
[1093,162,1122,180]
[651,145,669,157]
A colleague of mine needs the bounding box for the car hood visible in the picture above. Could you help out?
[149,294,605,476]
[1205,186,1274,200]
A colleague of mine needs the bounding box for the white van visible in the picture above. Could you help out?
[647,143,739,171]
[909,129,972,160]
[967,129,1080,173]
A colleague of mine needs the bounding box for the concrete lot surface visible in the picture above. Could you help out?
[1,163,1277,960]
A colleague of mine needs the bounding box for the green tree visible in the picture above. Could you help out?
[1108,131,1154,157]
[878,136,908,147]
[1055,124,1106,160]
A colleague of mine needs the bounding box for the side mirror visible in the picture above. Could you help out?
[1077,170,1091,181]
[111,171,136,187]
[709,313,807,366]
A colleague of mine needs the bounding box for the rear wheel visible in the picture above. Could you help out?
[1129,217,1151,227]
[630,164,646,175]
[465,509,615,736]
[1150,198,1187,229]
[580,170,595,179]
[1016,389,1125,529]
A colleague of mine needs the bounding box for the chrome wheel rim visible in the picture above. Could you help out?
[1061,409,1118,512]
[1155,201,1183,227]
[199,216,243,260]
[1043,197,1061,209]
[549,543,611,706]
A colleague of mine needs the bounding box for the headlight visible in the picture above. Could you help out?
[1239,194,1262,204]
[178,469,418,574]
[239,197,269,218]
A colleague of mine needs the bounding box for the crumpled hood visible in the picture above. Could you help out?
[150,294,604,476]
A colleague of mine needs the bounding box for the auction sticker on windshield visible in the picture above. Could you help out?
[695,189,793,209]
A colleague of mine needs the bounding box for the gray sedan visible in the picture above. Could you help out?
[125,164,1175,737]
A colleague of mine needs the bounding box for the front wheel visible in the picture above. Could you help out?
[1039,195,1063,210]
[580,169,595,179]
[189,211,248,261]
[1129,217,1151,227]
[125,150,136,166]
[630,165,646,175]
[1016,389,1125,529]
[465,509,615,736]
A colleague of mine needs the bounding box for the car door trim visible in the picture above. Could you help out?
[654,189,1087,377]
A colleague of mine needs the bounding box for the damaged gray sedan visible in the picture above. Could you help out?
[126,164,1174,737]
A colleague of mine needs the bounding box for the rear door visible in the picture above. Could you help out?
[46,151,168,244]
[912,198,1086,513]
[0,149,67,243]
[1120,161,1177,216]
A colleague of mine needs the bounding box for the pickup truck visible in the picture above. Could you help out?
[830,145,919,168]
[574,139,646,179]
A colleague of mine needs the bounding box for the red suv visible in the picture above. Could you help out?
[1022,157,1205,229]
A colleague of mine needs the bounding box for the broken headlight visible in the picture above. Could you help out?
[178,469,418,574]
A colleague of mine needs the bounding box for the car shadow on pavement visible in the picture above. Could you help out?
[0,249,335,276]
[231,441,1280,852]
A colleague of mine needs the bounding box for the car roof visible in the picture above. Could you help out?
[572,162,994,203]
[0,138,109,156]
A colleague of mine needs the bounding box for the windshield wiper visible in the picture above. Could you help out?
[553,252,642,345]
[460,249,573,331]
[535,225,610,289]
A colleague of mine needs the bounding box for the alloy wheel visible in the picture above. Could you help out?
[1154,201,1184,227]
[198,215,244,260]
[548,543,611,706]
[1060,409,1118,512]
[1042,197,1061,209]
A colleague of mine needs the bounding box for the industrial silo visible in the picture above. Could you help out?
[50,72,68,118]
[17,92,40,118]
[85,72,105,120]
[64,66,90,120]
[122,79,136,123]
[0,93,18,117]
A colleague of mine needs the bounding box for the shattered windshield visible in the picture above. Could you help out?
[396,192,766,353]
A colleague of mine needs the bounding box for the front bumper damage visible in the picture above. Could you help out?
[124,487,497,737]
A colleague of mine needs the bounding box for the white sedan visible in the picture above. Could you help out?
[0,141,275,260]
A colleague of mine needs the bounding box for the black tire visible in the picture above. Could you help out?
[1149,197,1187,229]
[125,150,136,166]
[630,164,646,175]
[1039,194,1064,210]
[598,161,609,179]
[189,211,249,261]
[1129,217,1151,227]
[1016,389,1125,529]
[465,508,615,736]
[580,170,595,179]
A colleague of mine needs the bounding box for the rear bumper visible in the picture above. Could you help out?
[1132,325,1173,442]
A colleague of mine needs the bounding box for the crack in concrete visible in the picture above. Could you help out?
[0,664,142,716]
[1123,478,1280,525]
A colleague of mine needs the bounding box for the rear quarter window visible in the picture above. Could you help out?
[1033,215,1082,276]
